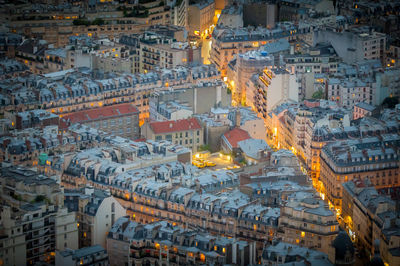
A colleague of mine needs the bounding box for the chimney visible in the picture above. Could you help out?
[235,109,241,127]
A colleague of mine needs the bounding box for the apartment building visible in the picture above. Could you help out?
[15,39,47,74]
[149,100,193,121]
[107,217,256,266]
[15,109,59,129]
[60,103,140,140]
[262,240,333,265]
[248,67,299,121]
[64,187,126,249]
[320,136,400,210]
[211,22,311,76]
[0,64,220,125]
[0,165,78,265]
[171,0,189,28]
[342,179,396,255]
[353,102,378,120]
[328,78,373,109]
[227,38,290,105]
[221,127,251,154]
[139,32,191,73]
[0,59,29,79]
[0,125,97,167]
[188,0,215,37]
[143,117,204,152]
[279,196,339,255]
[56,245,109,266]
[314,27,387,64]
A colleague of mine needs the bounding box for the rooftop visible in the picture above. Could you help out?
[149,117,201,134]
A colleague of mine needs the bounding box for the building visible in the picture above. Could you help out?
[243,1,278,28]
[60,103,140,140]
[0,165,78,265]
[0,64,221,126]
[327,77,373,109]
[188,0,215,37]
[279,0,335,21]
[228,107,267,141]
[279,196,339,255]
[211,22,311,76]
[314,27,387,64]
[217,4,243,28]
[353,102,378,120]
[249,67,299,121]
[15,109,59,129]
[342,179,396,255]
[320,136,400,210]
[237,138,271,165]
[107,217,256,266]
[262,240,333,265]
[171,0,189,29]
[139,32,194,73]
[0,59,29,79]
[221,127,251,154]
[56,245,109,266]
[149,100,193,121]
[64,186,126,249]
[15,39,47,74]
[142,117,204,152]
[227,38,290,106]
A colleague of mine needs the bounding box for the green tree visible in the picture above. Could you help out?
[199,144,211,152]
[92,18,105,26]
[312,89,324,99]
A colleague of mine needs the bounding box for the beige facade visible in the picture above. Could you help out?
[279,199,339,255]
[140,40,189,73]
[143,119,204,152]
[188,0,215,36]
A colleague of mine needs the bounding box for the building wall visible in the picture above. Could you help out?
[240,119,266,141]
[55,207,79,251]
[144,124,204,152]
[66,110,140,140]
[107,238,129,266]
[279,205,339,255]
[93,197,126,249]
[320,156,400,210]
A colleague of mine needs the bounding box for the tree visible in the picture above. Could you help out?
[312,89,324,99]
[381,96,399,109]
[199,144,211,152]
[92,18,105,26]
[73,19,90,26]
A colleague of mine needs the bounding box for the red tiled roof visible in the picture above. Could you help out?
[149,118,201,134]
[223,128,251,148]
[61,103,139,124]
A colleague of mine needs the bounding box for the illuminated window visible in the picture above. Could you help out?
[296,239,300,244]
[301,231,305,238]
[222,247,226,253]
[214,246,217,251]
